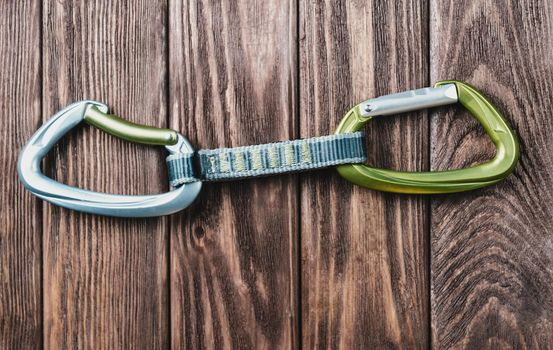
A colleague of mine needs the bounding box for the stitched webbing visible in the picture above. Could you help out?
[166,132,366,186]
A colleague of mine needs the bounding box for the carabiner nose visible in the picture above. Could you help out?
[17,101,201,217]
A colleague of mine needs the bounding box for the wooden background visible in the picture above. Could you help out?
[1,0,552,349]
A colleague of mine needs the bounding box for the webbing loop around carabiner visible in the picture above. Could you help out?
[334,80,520,194]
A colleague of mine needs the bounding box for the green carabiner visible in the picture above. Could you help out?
[334,80,520,194]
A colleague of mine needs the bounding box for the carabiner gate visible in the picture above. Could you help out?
[335,80,520,193]
[17,101,201,217]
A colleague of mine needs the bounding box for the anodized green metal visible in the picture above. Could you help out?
[334,80,520,194]
[84,105,178,146]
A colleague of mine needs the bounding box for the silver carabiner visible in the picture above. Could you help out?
[17,101,201,217]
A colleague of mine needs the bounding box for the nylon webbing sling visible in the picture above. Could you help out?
[166,132,366,186]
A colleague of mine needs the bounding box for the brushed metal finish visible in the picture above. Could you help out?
[358,84,458,117]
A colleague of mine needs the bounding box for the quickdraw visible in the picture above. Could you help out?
[18,80,519,217]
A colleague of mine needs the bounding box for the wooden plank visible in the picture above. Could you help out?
[300,1,429,348]
[430,0,553,348]
[168,1,298,348]
[42,1,169,348]
[0,1,42,349]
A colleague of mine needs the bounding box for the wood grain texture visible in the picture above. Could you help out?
[299,1,429,348]
[42,1,169,348]
[0,1,42,349]
[430,0,553,348]
[168,0,298,348]
[5,1,553,348]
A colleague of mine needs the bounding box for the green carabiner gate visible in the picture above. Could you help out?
[334,80,520,194]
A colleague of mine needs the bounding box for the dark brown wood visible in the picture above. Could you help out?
[430,0,553,348]
[0,1,42,349]
[299,1,429,348]
[42,1,169,348]
[5,1,553,348]
[168,0,298,348]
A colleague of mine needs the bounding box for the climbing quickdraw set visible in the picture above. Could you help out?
[18,80,519,217]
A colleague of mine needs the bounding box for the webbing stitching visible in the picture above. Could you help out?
[166,132,366,186]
